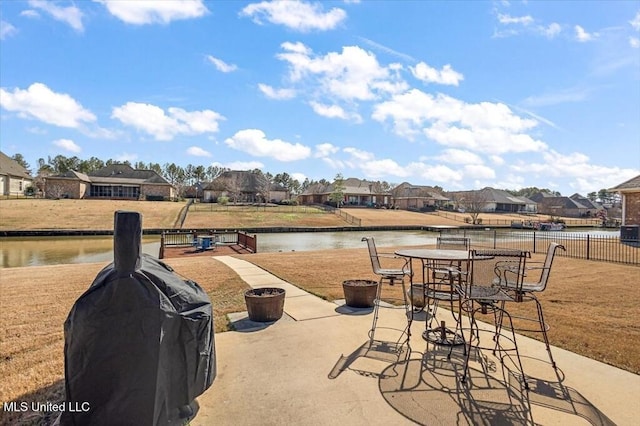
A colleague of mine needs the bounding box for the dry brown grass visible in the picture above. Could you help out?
[0,199,186,230]
[0,258,249,425]
[183,205,350,228]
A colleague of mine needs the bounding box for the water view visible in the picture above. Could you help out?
[0,228,619,268]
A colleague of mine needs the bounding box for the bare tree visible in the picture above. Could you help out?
[452,189,490,225]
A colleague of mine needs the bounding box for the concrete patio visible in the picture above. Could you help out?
[193,256,639,426]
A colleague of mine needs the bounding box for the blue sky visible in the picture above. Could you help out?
[1,0,639,195]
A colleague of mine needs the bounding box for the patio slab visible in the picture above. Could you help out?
[195,256,640,426]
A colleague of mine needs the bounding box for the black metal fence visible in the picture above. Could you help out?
[442,229,639,266]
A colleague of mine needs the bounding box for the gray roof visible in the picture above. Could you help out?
[49,164,171,185]
[0,151,32,179]
[449,187,535,205]
[536,196,589,210]
[393,182,449,201]
[610,174,640,191]
[570,194,602,210]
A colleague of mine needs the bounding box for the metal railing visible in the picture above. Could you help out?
[441,229,638,265]
[335,209,362,226]
[434,211,603,227]
[159,230,257,257]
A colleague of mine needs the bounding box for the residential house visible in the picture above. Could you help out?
[448,187,537,213]
[298,177,391,207]
[569,194,605,217]
[529,192,590,217]
[202,170,289,203]
[390,182,449,211]
[0,151,34,196]
[44,164,176,200]
[610,174,640,226]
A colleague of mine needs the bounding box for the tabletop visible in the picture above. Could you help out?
[394,249,470,261]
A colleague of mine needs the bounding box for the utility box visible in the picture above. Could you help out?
[620,225,640,243]
[62,211,215,425]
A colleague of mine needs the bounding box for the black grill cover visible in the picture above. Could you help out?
[61,211,215,425]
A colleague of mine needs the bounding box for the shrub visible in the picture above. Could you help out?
[218,196,229,206]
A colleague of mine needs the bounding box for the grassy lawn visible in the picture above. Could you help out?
[0,199,186,230]
[183,204,351,228]
[0,257,249,425]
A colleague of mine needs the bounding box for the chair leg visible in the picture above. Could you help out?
[496,307,529,390]
[368,278,384,344]
[534,297,557,370]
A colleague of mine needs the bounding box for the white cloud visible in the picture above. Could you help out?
[630,37,640,48]
[410,62,464,86]
[52,138,81,153]
[434,149,483,165]
[343,147,375,162]
[111,102,224,141]
[28,0,84,32]
[20,10,40,19]
[95,0,208,25]
[542,22,561,39]
[372,89,546,154]
[314,143,339,157]
[630,11,640,31]
[463,164,496,179]
[290,172,306,183]
[575,25,596,42]
[407,163,463,184]
[186,146,212,157]
[211,160,264,170]
[360,158,410,179]
[224,129,311,161]
[206,55,237,73]
[511,150,639,194]
[309,101,361,122]
[240,0,346,32]
[497,13,533,26]
[258,84,296,100]
[276,42,407,106]
[0,83,96,128]
[0,20,18,40]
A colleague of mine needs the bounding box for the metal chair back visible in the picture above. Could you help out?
[528,243,566,293]
[362,236,383,275]
[437,236,470,250]
[468,249,530,295]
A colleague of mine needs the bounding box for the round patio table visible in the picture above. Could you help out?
[394,249,473,346]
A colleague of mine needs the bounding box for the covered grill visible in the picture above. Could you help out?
[61,211,215,425]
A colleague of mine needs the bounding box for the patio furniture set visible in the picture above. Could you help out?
[361,235,565,390]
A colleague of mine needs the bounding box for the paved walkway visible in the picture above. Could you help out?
[194,256,640,426]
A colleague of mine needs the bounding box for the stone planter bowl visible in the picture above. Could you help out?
[244,287,286,322]
[407,284,426,309]
[342,280,378,308]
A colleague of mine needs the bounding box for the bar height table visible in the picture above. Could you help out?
[394,248,471,346]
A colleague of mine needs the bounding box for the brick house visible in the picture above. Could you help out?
[610,174,640,226]
[298,178,392,207]
[44,164,176,200]
[0,151,34,196]
[390,182,449,211]
[202,170,289,203]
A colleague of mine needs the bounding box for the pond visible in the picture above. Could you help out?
[0,228,620,268]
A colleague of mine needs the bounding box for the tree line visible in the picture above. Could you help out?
[7,153,620,202]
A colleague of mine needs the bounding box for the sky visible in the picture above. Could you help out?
[1,0,639,196]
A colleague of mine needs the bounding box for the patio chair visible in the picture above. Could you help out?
[361,237,412,344]
[453,249,531,389]
[495,242,566,371]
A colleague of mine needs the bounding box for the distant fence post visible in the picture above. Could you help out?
[586,235,590,260]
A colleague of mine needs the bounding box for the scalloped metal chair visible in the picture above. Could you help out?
[362,237,413,344]
[496,242,566,371]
